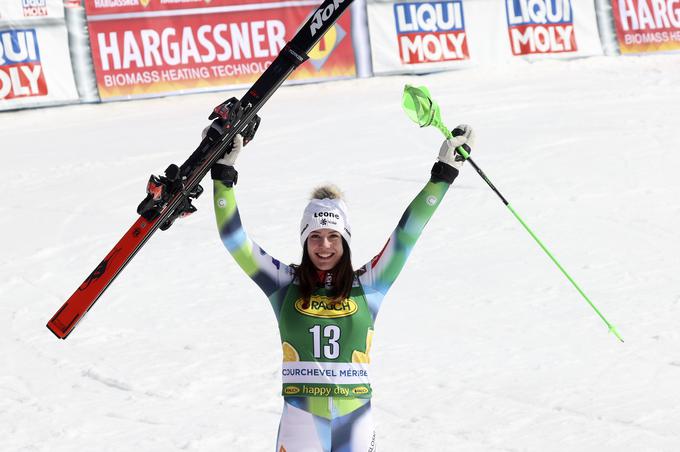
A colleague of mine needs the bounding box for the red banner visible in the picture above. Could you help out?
[611,0,680,54]
[86,1,356,99]
[85,0,279,16]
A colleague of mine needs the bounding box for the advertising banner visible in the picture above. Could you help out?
[611,0,680,53]
[504,0,602,58]
[85,0,273,15]
[0,29,47,101]
[0,1,79,110]
[368,0,473,73]
[393,0,470,65]
[367,0,602,75]
[505,0,578,55]
[0,0,65,21]
[84,0,357,100]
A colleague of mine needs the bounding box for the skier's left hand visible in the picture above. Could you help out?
[438,124,475,170]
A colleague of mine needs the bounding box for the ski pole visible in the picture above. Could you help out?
[402,85,623,342]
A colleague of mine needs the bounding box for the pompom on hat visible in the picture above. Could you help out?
[300,185,351,246]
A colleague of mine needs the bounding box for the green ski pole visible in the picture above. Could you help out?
[402,85,623,343]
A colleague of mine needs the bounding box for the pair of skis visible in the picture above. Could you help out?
[46,0,354,339]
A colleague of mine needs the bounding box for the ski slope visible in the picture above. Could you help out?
[2,54,680,451]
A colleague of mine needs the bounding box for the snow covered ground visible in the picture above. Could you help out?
[2,54,680,452]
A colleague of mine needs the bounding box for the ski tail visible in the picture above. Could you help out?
[47,215,160,339]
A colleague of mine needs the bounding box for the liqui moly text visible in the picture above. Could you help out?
[0,29,48,100]
[506,0,577,55]
[394,0,469,64]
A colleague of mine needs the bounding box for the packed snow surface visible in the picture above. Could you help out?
[3,55,680,452]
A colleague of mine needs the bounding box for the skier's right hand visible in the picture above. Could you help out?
[216,134,243,167]
[210,134,242,186]
[202,120,243,167]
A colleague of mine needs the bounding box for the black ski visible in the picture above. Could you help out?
[47,0,355,339]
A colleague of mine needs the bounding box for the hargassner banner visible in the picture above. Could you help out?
[0,1,79,110]
[84,0,357,100]
[367,0,602,74]
[611,0,680,54]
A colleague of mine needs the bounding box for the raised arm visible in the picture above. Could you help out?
[359,125,475,298]
[212,134,293,299]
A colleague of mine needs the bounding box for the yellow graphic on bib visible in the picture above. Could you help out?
[294,296,358,318]
[352,329,373,364]
[282,342,299,362]
[140,0,150,7]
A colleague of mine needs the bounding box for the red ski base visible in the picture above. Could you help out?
[46,215,159,339]
[47,304,83,339]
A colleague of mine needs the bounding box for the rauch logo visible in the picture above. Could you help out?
[506,0,577,55]
[295,296,358,318]
[0,29,47,100]
[393,0,469,64]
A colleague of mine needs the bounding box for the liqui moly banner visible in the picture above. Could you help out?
[0,1,80,110]
[0,29,47,101]
[505,0,577,55]
[0,0,66,21]
[612,0,680,53]
[368,0,602,74]
[84,0,357,100]
[394,1,469,64]
[368,0,471,73]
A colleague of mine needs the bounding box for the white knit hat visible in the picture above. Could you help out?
[299,186,351,246]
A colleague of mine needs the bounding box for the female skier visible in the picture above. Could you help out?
[210,125,475,451]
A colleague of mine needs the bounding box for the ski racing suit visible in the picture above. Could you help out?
[213,174,451,452]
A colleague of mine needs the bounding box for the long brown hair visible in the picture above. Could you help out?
[295,238,354,305]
